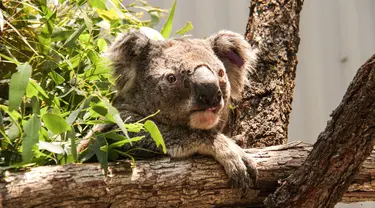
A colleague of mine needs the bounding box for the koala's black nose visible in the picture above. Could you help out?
[195,83,222,107]
[193,66,222,109]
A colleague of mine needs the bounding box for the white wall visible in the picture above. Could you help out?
[289,0,375,145]
[125,0,375,207]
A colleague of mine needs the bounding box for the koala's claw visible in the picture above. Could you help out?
[222,148,258,193]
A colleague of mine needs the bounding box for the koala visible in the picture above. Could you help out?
[91,29,258,192]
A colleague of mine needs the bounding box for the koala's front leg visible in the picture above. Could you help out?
[210,134,257,191]
[167,131,258,192]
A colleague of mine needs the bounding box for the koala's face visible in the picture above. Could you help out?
[109,30,255,130]
[145,40,231,129]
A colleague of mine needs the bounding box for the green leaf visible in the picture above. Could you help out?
[92,105,108,116]
[68,128,78,162]
[63,24,86,47]
[160,0,176,39]
[48,70,65,85]
[97,8,120,21]
[104,131,127,141]
[42,113,71,134]
[82,9,93,32]
[30,79,49,98]
[0,105,22,122]
[149,11,160,27]
[51,30,75,42]
[9,64,32,111]
[102,98,132,144]
[67,96,92,125]
[144,120,166,154]
[38,10,56,54]
[125,123,143,133]
[79,149,95,162]
[38,141,65,154]
[92,135,108,175]
[26,79,49,99]
[31,96,40,115]
[88,0,106,9]
[7,123,19,141]
[25,81,38,98]
[108,136,144,149]
[97,38,107,52]
[22,114,40,163]
[86,49,100,65]
[175,21,194,35]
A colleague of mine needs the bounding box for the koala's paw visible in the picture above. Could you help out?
[228,152,257,193]
[216,141,258,193]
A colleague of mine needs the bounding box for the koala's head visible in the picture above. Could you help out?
[108,30,256,130]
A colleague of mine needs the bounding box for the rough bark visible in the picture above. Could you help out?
[265,55,375,207]
[228,0,304,147]
[1,142,375,208]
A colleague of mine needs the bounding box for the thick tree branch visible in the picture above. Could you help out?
[229,0,304,147]
[1,142,375,208]
[265,55,375,207]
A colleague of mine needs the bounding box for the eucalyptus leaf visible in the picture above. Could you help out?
[160,0,176,39]
[38,10,56,54]
[69,128,78,162]
[102,99,132,145]
[67,96,93,125]
[38,141,65,154]
[63,24,86,47]
[175,21,194,35]
[26,79,49,99]
[108,136,144,149]
[97,38,107,52]
[144,120,166,154]
[88,0,106,9]
[7,123,19,141]
[97,8,120,21]
[42,113,71,134]
[9,64,32,111]
[92,135,108,175]
[48,70,65,85]
[22,114,40,163]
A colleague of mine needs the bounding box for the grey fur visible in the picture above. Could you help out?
[106,29,258,192]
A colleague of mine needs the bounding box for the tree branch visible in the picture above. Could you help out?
[265,55,375,207]
[1,141,375,207]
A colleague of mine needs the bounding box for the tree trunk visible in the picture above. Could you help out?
[264,55,375,207]
[1,142,375,208]
[228,0,303,148]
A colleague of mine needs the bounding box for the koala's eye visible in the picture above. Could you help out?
[218,69,225,78]
[166,74,177,84]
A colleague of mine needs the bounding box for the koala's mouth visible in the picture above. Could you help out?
[188,104,223,130]
[190,97,224,114]
[191,106,221,114]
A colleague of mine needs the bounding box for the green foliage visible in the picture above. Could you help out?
[161,0,176,39]
[175,21,194,35]
[0,0,193,172]
[9,64,32,111]
[144,120,166,154]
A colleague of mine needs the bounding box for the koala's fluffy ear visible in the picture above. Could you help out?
[108,29,156,94]
[208,31,257,100]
